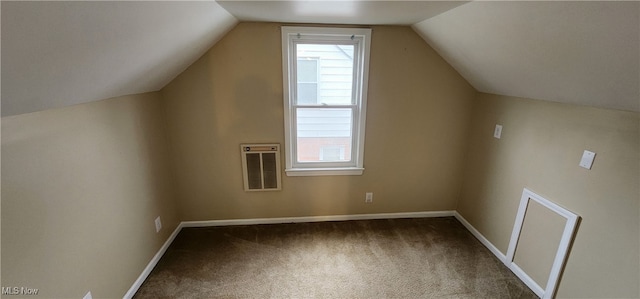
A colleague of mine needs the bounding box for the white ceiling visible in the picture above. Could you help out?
[1,1,237,116]
[2,1,638,117]
[414,1,640,112]
[216,1,468,25]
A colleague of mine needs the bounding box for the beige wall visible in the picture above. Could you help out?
[1,92,179,298]
[5,20,635,299]
[161,23,476,221]
[457,93,639,298]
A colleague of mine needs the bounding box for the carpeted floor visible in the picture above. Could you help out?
[134,217,537,299]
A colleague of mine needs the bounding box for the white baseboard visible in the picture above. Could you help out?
[123,224,182,299]
[125,210,465,298]
[510,261,545,297]
[127,211,540,299]
[453,211,507,264]
[181,210,455,228]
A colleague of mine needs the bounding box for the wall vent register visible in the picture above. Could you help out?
[241,144,282,191]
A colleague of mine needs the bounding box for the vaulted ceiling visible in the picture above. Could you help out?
[414,1,639,112]
[2,1,638,117]
[1,1,237,116]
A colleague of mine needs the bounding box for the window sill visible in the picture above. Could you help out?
[285,167,364,176]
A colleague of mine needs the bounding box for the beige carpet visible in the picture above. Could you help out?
[134,217,537,298]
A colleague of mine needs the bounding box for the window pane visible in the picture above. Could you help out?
[297,44,354,105]
[297,59,318,104]
[297,59,318,82]
[296,108,352,162]
[320,146,345,161]
[297,83,317,104]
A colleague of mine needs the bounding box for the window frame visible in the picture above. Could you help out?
[281,26,372,176]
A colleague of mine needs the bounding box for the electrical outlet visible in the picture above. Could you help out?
[155,216,162,233]
[365,192,373,203]
[83,291,92,299]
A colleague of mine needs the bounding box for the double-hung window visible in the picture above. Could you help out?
[281,26,372,176]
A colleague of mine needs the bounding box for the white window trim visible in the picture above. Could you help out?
[281,26,372,176]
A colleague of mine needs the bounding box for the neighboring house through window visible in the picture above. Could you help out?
[281,26,372,176]
[296,58,319,104]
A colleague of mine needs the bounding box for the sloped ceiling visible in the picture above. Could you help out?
[1,1,237,117]
[216,1,468,25]
[413,1,639,112]
[2,1,638,117]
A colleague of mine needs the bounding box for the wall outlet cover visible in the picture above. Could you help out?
[365,192,373,203]
[579,150,596,170]
[155,216,162,233]
[494,124,503,139]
